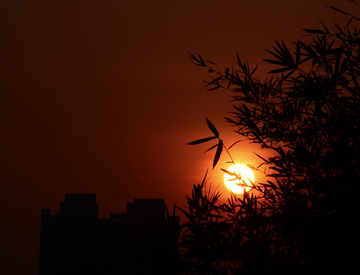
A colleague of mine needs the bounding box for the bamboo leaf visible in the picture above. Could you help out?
[228,140,243,150]
[280,40,295,67]
[326,5,351,17]
[263,59,287,66]
[189,52,206,66]
[204,144,218,154]
[206,118,219,138]
[225,67,229,78]
[198,53,206,65]
[187,136,217,145]
[250,64,258,76]
[295,40,301,65]
[268,67,294,74]
[207,60,217,66]
[237,54,243,67]
[220,168,236,176]
[253,152,268,162]
[302,28,327,35]
[206,85,221,91]
[213,139,223,169]
[205,76,222,87]
[319,20,329,33]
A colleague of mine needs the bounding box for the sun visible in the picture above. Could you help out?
[224,164,255,194]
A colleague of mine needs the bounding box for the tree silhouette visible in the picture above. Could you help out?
[180,7,360,275]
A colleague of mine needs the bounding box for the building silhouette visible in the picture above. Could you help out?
[39,194,179,275]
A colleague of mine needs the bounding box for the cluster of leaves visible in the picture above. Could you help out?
[178,173,279,274]
[180,13,360,275]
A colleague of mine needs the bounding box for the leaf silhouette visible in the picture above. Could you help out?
[213,139,223,169]
[187,136,217,145]
[302,28,327,34]
[264,39,297,73]
[204,144,219,154]
[228,140,242,150]
[220,168,236,176]
[206,118,219,138]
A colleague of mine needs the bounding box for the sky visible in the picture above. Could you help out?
[0,1,354,274]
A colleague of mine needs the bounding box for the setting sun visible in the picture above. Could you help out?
[223,164,255,194]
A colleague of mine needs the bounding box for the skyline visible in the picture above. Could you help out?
[0,1,354,274]
[39,194,173,274]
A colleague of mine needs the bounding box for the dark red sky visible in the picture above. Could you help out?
[0,1,352,274]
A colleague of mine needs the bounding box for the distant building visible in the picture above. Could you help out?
[39,194,179,275]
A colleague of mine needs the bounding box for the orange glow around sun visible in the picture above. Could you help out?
[223,164,255,194]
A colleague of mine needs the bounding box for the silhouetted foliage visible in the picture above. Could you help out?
[181,7,360,275]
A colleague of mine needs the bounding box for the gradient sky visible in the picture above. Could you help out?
[0,1,353,274]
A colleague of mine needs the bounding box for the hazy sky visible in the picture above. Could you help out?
[0,1,354,274]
